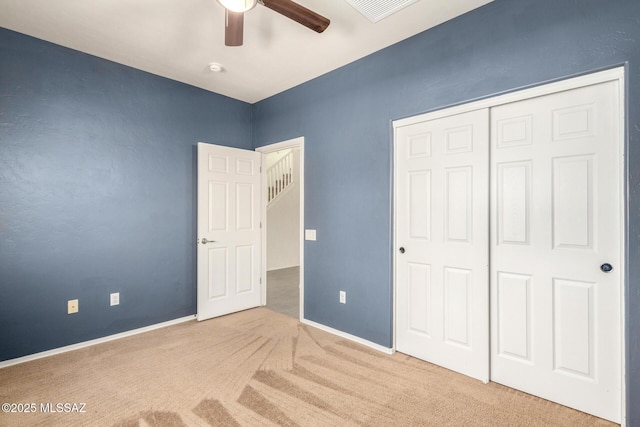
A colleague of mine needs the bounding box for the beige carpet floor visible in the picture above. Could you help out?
[0,307,615,426]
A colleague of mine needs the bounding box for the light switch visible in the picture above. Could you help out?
[305,229,317,241]
[110,293,120,306]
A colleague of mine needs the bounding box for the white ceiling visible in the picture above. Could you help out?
[0,0,492,103]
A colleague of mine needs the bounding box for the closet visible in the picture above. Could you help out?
[393,69,623,423]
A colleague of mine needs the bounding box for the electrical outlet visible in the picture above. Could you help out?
[110,292,120,306]
[339,291,346,304]
[68,299,78,314]
[305,229,317,241]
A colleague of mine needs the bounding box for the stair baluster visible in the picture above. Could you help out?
[267,150,294,205]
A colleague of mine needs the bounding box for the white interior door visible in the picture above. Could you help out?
[197,143,262,321]
[490,81,621,422]
[395,108,489,382]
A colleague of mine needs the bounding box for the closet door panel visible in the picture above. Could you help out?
[396,109,489,382]
[490,81,621,423]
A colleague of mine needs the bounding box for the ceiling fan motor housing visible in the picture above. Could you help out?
[220,0,330,47]
[218,0,257,13]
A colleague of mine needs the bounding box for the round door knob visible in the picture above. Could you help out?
[600,263,613,273]
[399,247,405,254]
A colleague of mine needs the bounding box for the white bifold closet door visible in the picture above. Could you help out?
[490,80,621,423]
[395,79,621,423]
[395,109,490,382]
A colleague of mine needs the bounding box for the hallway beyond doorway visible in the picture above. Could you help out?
[266,266,299,319]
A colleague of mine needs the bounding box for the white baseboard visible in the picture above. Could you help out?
[2,315,393,368]
[301,318,394,355]
[0,315,196,369]
[267,264,300,272]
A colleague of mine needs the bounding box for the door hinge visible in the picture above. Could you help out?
[259,277,262,284]
[260,222,262,229]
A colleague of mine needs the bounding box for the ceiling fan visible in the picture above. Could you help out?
[217,0,330,46]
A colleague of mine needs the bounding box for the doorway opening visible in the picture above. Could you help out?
[257,137,304,320]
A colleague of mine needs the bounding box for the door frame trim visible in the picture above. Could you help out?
[256,137,305,321]
[392,66,626,424]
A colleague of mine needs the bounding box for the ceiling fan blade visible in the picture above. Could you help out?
[260,0,330,33]
[225,9,244,46]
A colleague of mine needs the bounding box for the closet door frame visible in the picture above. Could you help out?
[392,66,626,423]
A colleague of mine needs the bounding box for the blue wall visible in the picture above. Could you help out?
[0,28,252,361]
[252,0,640,423]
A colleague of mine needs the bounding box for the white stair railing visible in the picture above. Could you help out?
[267,150,294,205]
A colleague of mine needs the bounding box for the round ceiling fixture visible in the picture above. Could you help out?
[216,0,257,13]
[209,63,224,72]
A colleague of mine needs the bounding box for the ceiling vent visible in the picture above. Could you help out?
[344,0,421,23]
